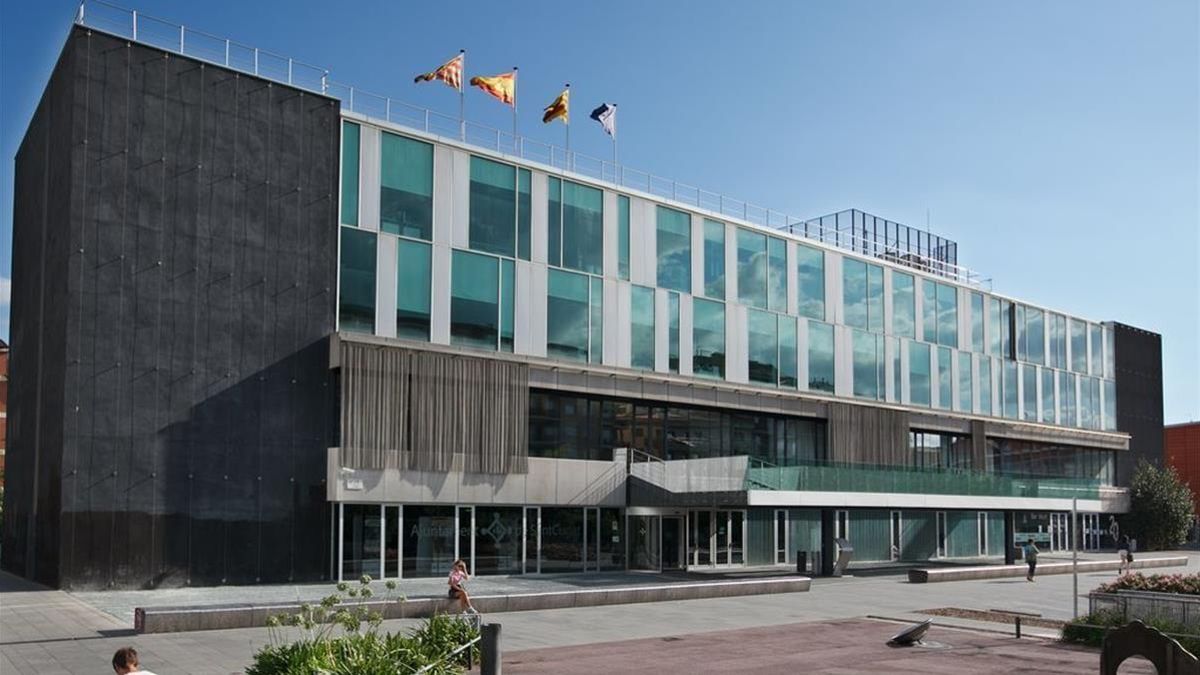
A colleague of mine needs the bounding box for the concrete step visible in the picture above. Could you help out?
[907,556,1188,583]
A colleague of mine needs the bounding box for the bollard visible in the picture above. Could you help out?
[481,622,502,675]
[1015,616,1022,639]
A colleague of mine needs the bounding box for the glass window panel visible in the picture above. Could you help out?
[1041,368,1055,424]
[1103,326,1115,379]
[473,506,523,575]
[540,508,584,573]
[889,337,901,402]
[548,177,562,267]
[1104,379,1117,431]
[501,259,514,352]
[547,269,590,362]
[589,277,603,364]
[748,310,779,385]
[852,330,883,400]
[339,227,376,333]
[631,286,655,370]
[1090,324,1104,375]
[892,272,915,338]
[780,317,798,388]
[988,297,1002,356]
[1021,364,1036,421]
[979,356,993,415]
[937,283,958,347]
[922,280,937,343]
[450,250,499,350]
[341,504,381,580]
[668,292,680,373]
[1016,304,1027,361]
[656,206,691,292]
[737,228,768,309]
[909,341,931,407]
[703,219,725,299]
[843,258,867,330]
[936,346,952,410]
[796,245,825,320]
[562,181,604,274]
[1025,308,1045,365]
[808,321,835,393]
[693,298,726,379]
[867,264,884,333]
[768,237,788,313]
[1049,314,1067,369]
[1059,370,1077,427]
[396,239,431,340]
[402,505,455,578]
[340,121,360,226]
[518,169,532,260]
[958,351,973,412]
[970,292,985,353]
[1070,318,1087,372]
[1003,360,1018,419]
[617,195,630,279]
[380,132,433,239]
[468,156,516,256]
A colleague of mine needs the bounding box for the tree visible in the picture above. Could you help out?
[1127,461,1195,551]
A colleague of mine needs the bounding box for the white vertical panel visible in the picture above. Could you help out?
[723,223,738,304]
[690,214,704,297]
[981,293,991,357]
[630,197,655,286]
[826,252,842,325]
[931,344,942,410]
[786,241,800,316]
[834,324,852,397]
[958,288,970,351]
[950,348,960,412]
[882,268,894,340]
[529,264,548,357]
[514,261,533,354]
[679,293,694,376]
[375,234,397,338]
[913,274,925,343]
[450,149,471,248]
[885,337,897,403]
[1015,363,1024,419]
[602,279,619,367]
[359,125,381,232]
[432,145,456,245]
[531,172,549,264]
[900,338,911,404]
[603,191,618,279]
[972,353,981,415]
[430,244,452,344]
[654,288,669,372]
[797,318,810,391]
[616,281,632,368]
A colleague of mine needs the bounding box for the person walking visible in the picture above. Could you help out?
[1118,535,1134,576]
[1023,538,1039,582]
[112,647,158,675]
[448,559,478,615]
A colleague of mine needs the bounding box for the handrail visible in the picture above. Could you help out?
[411,633,481,674]
[72,0,994,288]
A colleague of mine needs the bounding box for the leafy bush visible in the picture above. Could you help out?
[1061,610,1200,655]
[1096,572,1200,596]
[1127,461,1195,550]
[247,575,479,675]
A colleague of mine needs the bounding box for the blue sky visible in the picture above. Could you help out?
[1,0,1197,422]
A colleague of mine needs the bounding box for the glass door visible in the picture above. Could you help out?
[456,506,475,573]
[662,517,685,570]
[384,505,400,578]
[729,511,744,565]
[584,507,600,572]
[715,511,730,565]
[629,515,661,571]
[935,511,947,558]
[692,510,712,566]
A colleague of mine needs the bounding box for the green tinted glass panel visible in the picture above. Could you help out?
[1022,365,1037,421]
[589,276,603,364]
[1070,318,1087,373]
[937,283,957,348]
[988,297,1002,356]
[562,181,603,274]
[979,356,993,415]
[1001,301,1014,359]
[450,250,498,350]
[631,285,655,370]
[703,219,725,299]
[380,132,433,238]
[1028,307,1048,365]
[909,341,931,406]
[1090,324,1103,375]
[843,258,867,329]
[501,258,514,352]
[657,206,691,292]
[518,169,531,260]
[737,228,767,309]
[970,292,984,353]
[852,330,883,400]
[958,351,973,412]
[808,321,834,393]
[922,280,937,343]
[893,272,915,338]
[547,177,562,266]
[693,298,725,379]
[1104,379,1116,431]
[547,269,590,362]
[1041,367,1055,424]
[668,292,680,373]
[340,121,360,226]
[748,310,778,385]
[937,346,952,410]
[617,195,630,280]
[469,156,516,257]
[867,264,883,333]
[768,237,788,313]
[396,239,431,340]
[1059,371,1076,426]
[796,245,825,320]
[1003,360,1019,419]
[339,227,376,332]
[780,316,798,388]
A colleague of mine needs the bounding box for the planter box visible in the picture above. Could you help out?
[1089,589,1200,628]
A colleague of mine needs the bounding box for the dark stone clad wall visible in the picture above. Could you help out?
[3,25,340,589]
[1113,323,1164,486]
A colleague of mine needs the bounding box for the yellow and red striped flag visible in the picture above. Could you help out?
[542,87,569,124]
[469,72,516,106]
[413,53,464,91]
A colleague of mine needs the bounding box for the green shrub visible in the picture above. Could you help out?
[1061,610,1200,655]
[1096,572,1200,596]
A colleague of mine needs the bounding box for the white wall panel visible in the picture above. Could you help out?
[375,234,397,338]
[450,149,470,248]
[531,172,549,264]
[432,145,455,245]
[359,126,381,231]
[430,244,452,344]
[514,261,533,354]
[726,303,748,383]
[529,264,548,357]
[690,214,704,298]
[603,191,619,279]
[679,293,694,376]
[654,287,669,372]
[616,281,632,367]
[787,241,800,316]
[602,279,619,367]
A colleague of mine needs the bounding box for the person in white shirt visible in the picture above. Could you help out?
[112,647,158,675]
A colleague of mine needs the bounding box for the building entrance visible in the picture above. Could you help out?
[662,517,685,571]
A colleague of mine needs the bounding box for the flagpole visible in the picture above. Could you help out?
[564,83,571,171]
[459,49,466,142]
[612,103,618,178]
[512,67,519,154]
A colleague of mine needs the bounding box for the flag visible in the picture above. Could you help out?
[542,88,569,124]
[413,53,463,91]
[589,103,616,137]
[470,72,516,105]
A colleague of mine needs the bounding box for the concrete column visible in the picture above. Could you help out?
[1004,511,1016,565]
[821,509,836,577]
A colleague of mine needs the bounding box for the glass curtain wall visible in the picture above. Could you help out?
[844,259,883,332]
[617,195,630,280]
[796,245,825,320]
[657,206,691,292]
[396,240,431,340]
[936,347,952,410]
[909,341,931,406]
[380,132,433,238]
[694,298,726,379]
[547,177,603,274]
[893,272,916,338]
[341,121,360,225]
[748,310,779,385]
[631,285,655,370]
[339,227,376,332]
[737,229,768,309]
[450,250,499,350]
[668,292,681,373]
[704,219,725,299]
[468,156,531,260]
[852,330,886,400]
[808,321,835,393]
[547,269,601,362]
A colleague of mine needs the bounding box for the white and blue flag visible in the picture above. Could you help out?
[589,103,616,138]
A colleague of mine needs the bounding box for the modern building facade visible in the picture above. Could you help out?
[3,7,1162,589]
[1166,422,1200,515]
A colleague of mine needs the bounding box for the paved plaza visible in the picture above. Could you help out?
[2,552,1195,674]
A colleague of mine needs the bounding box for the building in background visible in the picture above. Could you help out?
[1166,422,1200,514]
[3,6,1163,589]
[0,339,7,485]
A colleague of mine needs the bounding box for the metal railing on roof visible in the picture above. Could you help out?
[75,0,992,288]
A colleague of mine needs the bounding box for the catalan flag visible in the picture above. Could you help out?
[413,52,464,91]
[542,87,569,124]
[470,72,516,106]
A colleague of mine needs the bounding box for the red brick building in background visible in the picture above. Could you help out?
[1166,422,1200,514]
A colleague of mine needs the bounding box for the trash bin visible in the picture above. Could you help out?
[797,550,807,574]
